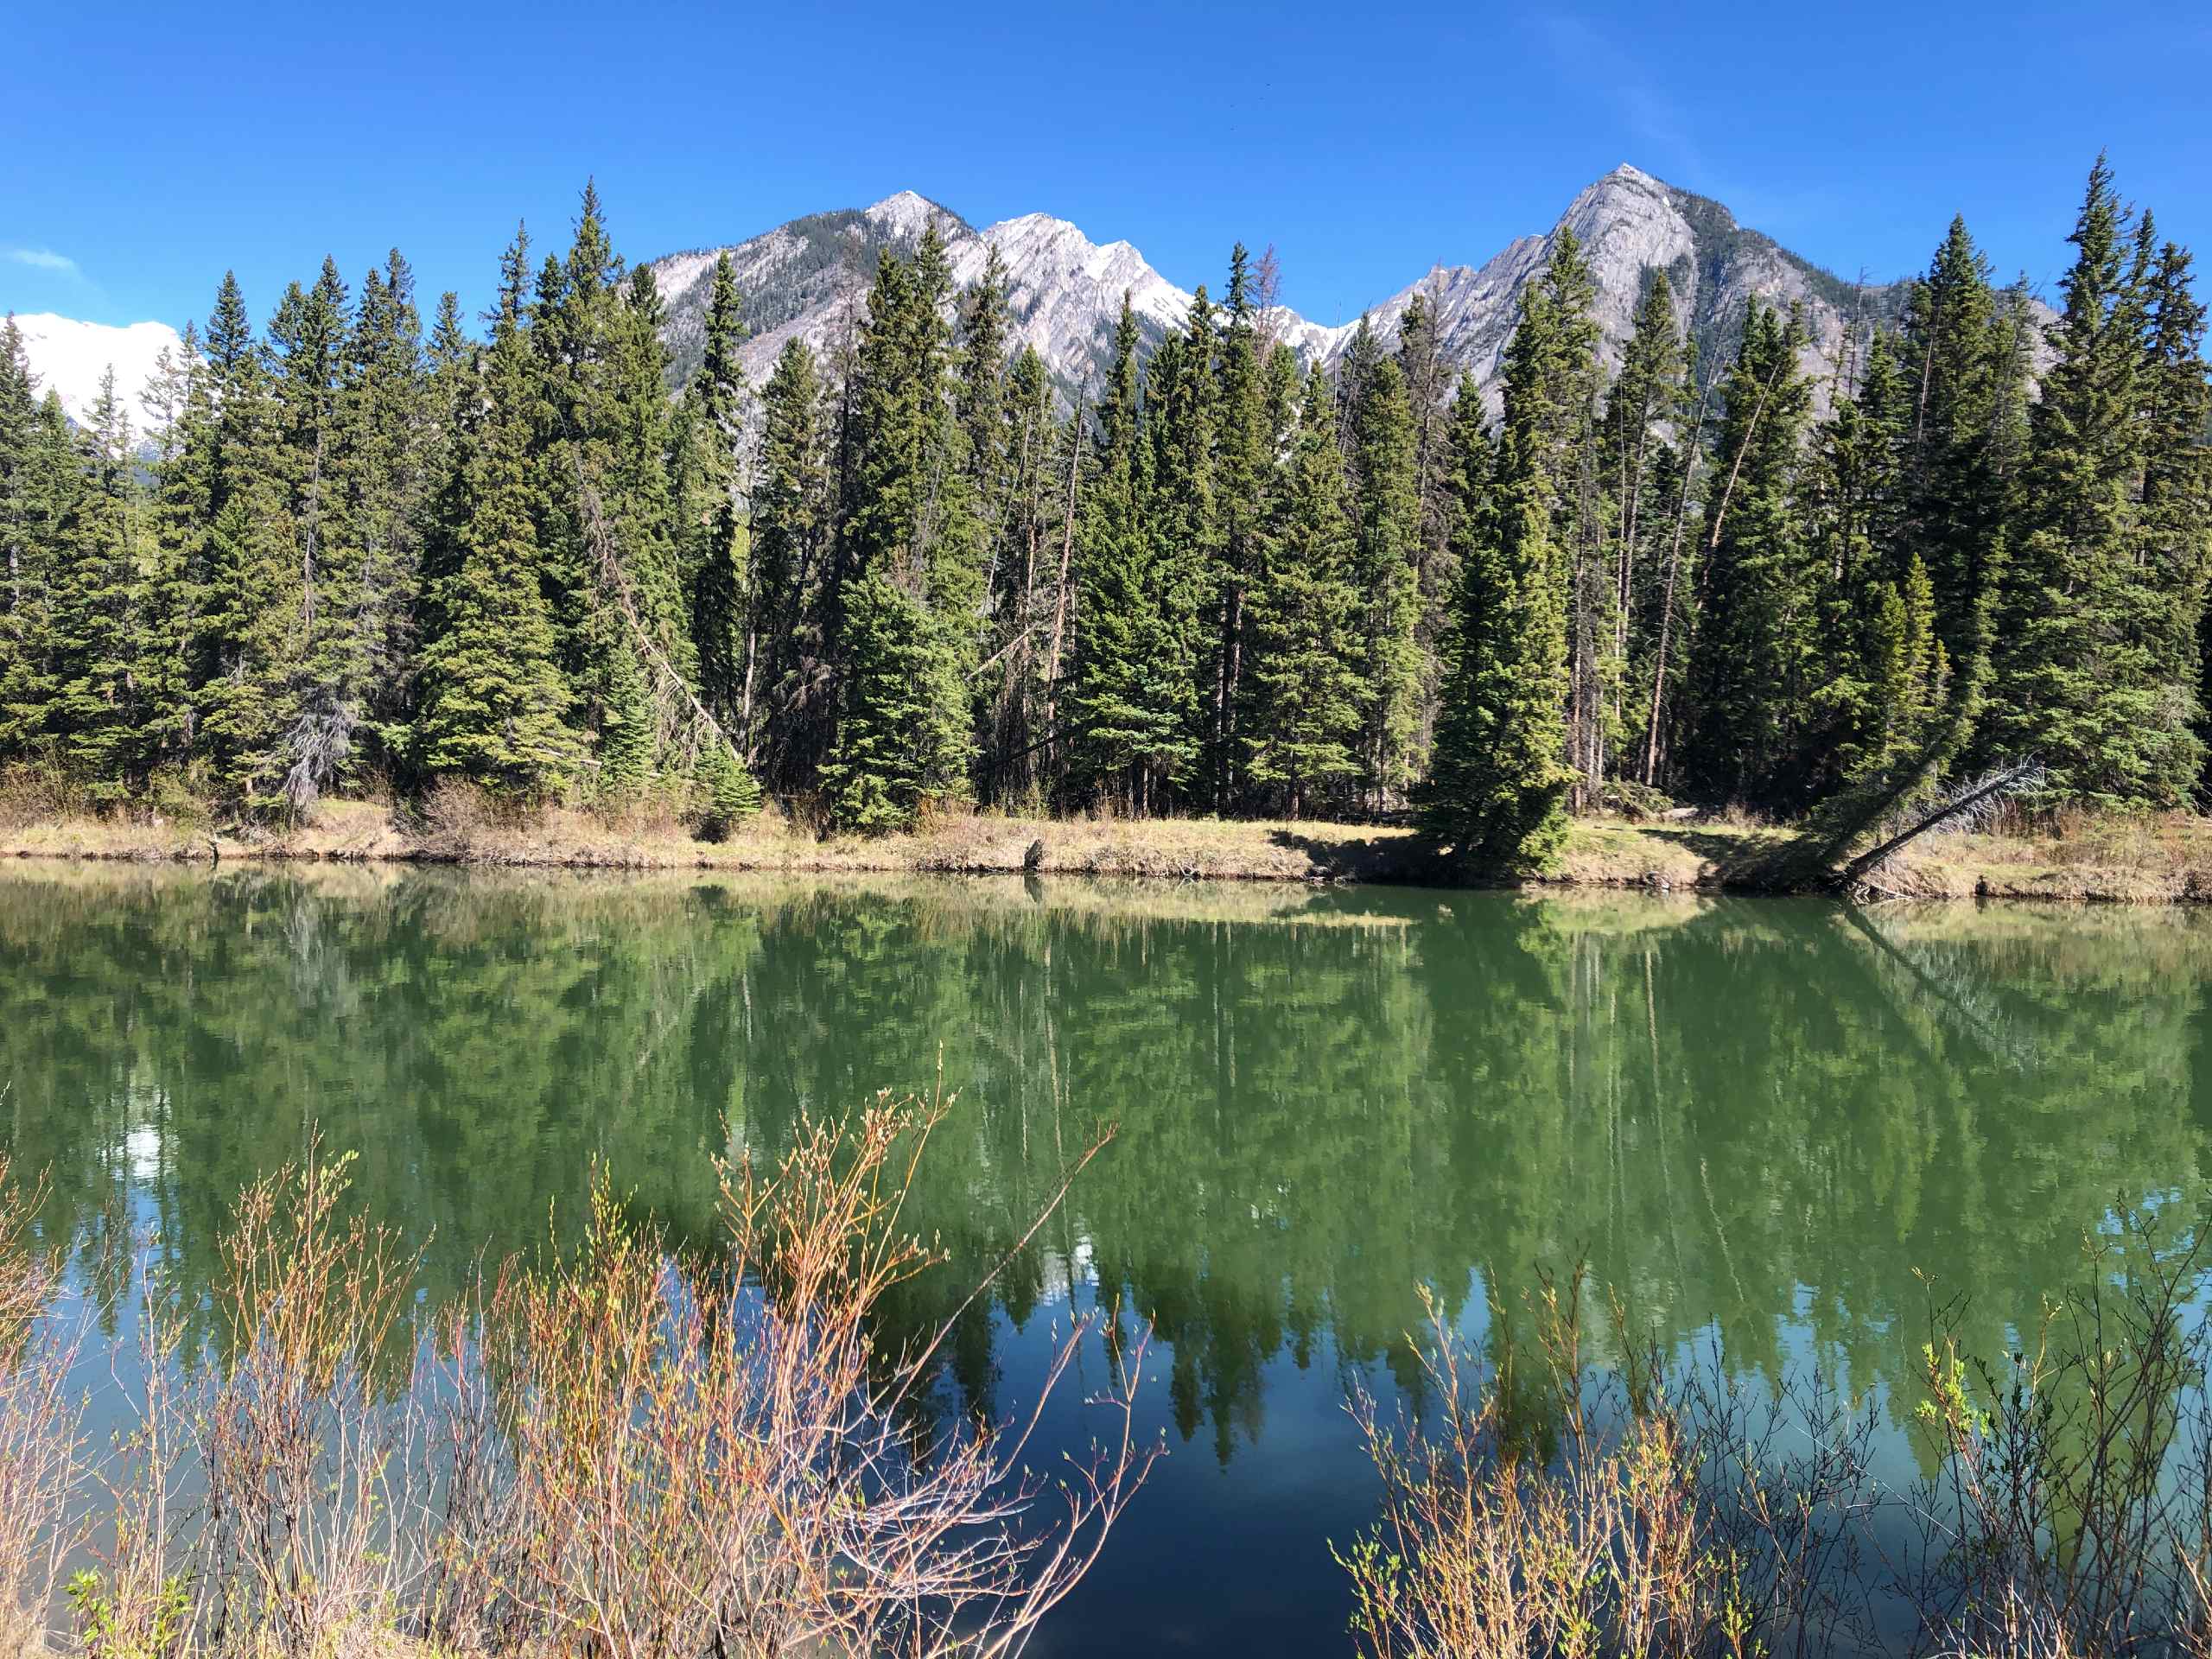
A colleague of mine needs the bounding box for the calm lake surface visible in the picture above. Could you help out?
[3,865,2208,1653]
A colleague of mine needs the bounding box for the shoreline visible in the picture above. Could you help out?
[3,798,2209,905]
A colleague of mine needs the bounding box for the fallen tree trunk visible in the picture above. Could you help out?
[1828,760,2045,894]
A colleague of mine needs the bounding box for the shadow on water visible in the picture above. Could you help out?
[2,864,2210,1653]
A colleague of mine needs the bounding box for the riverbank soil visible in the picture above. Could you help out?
[1,796,2206,900]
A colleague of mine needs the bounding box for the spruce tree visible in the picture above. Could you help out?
[598,636,652,798]
[822,225,981,830]
[682,251,752,740]
[697,738,760,840]
[0,327,68,761]
[45,372,147,796]
[1210,249,1268,807]
[750,338,831,790]
[1681,302,1818,809]
[414,226,579,797]
[1420,229,1599,869]
[1395,287,1461,748]
[1898,216,2011,661]
[1344,343,1423,808]
[192,277,295,809]
[1068,296,1186,811]
[1147,290,1219,807]
[267,255,358,811]
[137,321,212,772]
[1598,273,1688,797]
[339,251,431,779]
[1243,365,1365,817]
[1986,158,2209,804]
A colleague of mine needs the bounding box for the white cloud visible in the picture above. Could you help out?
[11,314,188,440]
[4,247,80,276]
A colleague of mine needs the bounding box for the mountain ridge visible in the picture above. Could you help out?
[645,165,1946,412]
[15,168,2025,432]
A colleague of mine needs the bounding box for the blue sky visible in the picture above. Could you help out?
[4,0,2208,334]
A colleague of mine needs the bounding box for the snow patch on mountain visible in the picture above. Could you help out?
[12,313,188,438]
[649,167,2036,416]
[863,191,946,242]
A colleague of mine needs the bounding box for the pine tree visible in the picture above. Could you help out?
[1682,302,1818,810]
[1598,273,1688,798]
[697,738,760,841]
[750,339,832,790]
[192,276,296,809]
[0,324,69,761]
[1243,366,1365,817]
[1986,158,2208,804]
[682,251,751,739]
[598,636,652,798]
[1899,216,2011,661]
[414,226,579,797]
[822,224,981,829]
[1147,289,1219,806]
[1421,229,1599,869]
[1344,342,1422,807]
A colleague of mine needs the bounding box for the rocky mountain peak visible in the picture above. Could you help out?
[861,190,952,241]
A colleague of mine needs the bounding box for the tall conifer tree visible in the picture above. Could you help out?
[1421,230,1599,869]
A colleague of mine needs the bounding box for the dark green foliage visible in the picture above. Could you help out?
[1068,298,1188,812]
[1681,302,1819,810]
[598,637,652,798]
[818,569,969,831]
[2,160,2205,835]
[413,230,579,798]
[681,252,750,737]
[45,372,146,795]
[1420,231,1600,870]
[749,339,832,790]
[697,740,760,839]
[1242,367,1365,816]
[1985,160,2212,805]
[822,226,982,830]
[1344,338,1423,806]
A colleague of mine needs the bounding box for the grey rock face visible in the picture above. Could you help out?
[647,167,2036,414]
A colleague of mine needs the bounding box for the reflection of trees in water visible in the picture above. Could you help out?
[0,869,2207,1460]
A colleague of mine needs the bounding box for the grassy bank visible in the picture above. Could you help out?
[3,792,2209,901]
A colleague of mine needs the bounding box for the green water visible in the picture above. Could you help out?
[3,866,2208,1652]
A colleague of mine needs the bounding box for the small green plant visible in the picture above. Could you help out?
[696,741,762,842]
[67,1567,192,1659]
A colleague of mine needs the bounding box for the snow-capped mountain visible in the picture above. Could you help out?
[10,314,187,440]
[647,166,1982,413]
[16,166,2037,446]
[648,190,1205,397]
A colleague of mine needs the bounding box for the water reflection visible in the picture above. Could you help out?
[1,868,2207,1650]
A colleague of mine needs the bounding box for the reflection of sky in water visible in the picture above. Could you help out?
[3,868,2209,1655]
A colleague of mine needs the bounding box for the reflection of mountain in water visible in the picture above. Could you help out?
[2,868,2209,1468]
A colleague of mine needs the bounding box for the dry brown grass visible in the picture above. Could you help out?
[6,784,2212,903]
[1337,1268,1878,1659]
[0,1157,79,1656]
[1887,806,2212,903]
[1345,1228,2212,1659]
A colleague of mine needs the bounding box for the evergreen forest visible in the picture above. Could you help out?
[1,158,2204,870]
